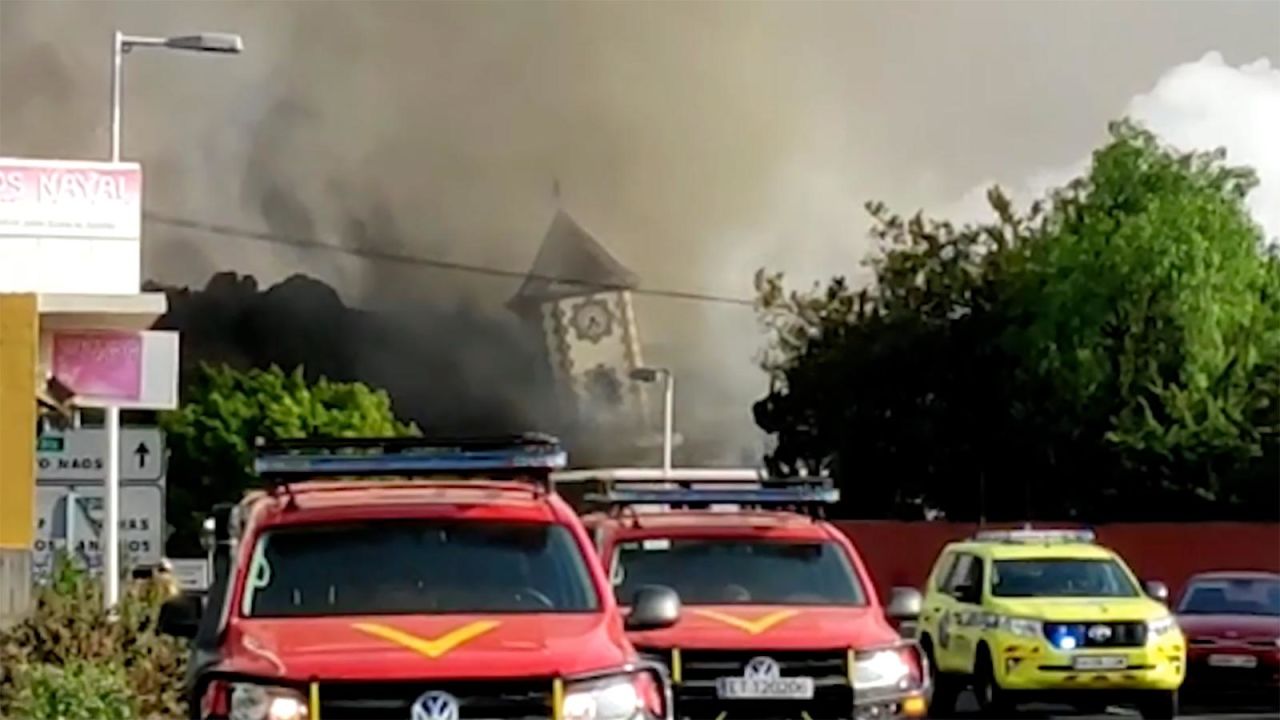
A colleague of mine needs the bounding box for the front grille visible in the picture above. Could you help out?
[1043,621,1147,648]
[316,679,552,720]
[640,648,854,720]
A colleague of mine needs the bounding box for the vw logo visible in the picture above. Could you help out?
[1087,624,1113,643]
[744,656,781,680]
[411,691,460,720]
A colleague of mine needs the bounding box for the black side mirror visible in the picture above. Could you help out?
[158,593,203,639]
[625,585,681,631]
[953,583,981,605]
[1144,580,1169,603]
[886,587,923,620]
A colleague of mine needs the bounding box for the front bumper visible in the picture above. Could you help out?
[1184,648,1280,694]
[993,637,1185,692]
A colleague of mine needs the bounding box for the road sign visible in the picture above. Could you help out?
[36,427,164,482]
[169,558,211,592]
[32,483,164,580]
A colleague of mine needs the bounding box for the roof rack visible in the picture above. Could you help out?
[556,467,839,519]
[971,528,1096,544]
[253,433,568,498]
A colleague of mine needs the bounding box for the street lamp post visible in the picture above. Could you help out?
[630,367,674,475]
[103,30,242,609]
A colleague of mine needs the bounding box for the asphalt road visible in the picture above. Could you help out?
[945,691,1278,719]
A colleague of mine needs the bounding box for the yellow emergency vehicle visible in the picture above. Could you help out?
[916,528,1184,719]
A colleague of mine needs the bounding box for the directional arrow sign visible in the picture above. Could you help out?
[36,428,164,482]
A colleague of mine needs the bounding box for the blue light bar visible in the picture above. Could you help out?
[585,487,840,507]
[254,446,568,478]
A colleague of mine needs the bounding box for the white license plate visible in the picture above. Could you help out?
[715,677,816,700]
[1208,654,1258,669]
[1072,655,1127,670]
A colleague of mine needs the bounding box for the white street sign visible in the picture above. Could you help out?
[169,558,211,592]
[37,427,164,482]
[32,483,164,579]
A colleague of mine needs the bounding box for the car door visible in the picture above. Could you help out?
[943,552,987,675]
[920,552,957,668]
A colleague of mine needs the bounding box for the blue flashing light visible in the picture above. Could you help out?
[1049,625,1082,651]
[254,447,568,477]
[585,487,840,507]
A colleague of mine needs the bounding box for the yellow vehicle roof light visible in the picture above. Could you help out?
[971,528,1096,544]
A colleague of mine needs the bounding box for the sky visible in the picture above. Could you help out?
[1,0,1277,458]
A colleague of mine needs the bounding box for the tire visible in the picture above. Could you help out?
[972,645,1013,717]
[920,635,958,718]
[1137,690,1178,720]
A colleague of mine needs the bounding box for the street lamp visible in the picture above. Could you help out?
[110,31,243,161]
[630,367,674,474]
[102,29,242,610]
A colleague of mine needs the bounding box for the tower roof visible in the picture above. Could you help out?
[509,210,640,308]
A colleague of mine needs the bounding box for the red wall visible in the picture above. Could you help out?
[836,521,1280,603]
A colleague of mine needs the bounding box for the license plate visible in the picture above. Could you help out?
[1072,655,1127,670]
[1208,654,1258,669]
[715,677,816,700]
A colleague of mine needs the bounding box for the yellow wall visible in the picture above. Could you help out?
[0,294,36,549]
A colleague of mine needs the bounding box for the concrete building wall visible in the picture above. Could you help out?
[0,293,37,625]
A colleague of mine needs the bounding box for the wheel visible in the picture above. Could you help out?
[920,635,958,718]
[972,646,1013,717]
[1137,690,1178,720]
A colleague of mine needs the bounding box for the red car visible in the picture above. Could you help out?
[159,436,677,720]
[1176,571,1280,701]
[562,468,929,720]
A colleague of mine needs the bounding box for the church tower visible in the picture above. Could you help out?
[508,210,648,442]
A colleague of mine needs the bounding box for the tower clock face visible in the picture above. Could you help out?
[569,297,614,343]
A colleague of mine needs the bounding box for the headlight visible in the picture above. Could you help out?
[1147,615,1178,639]
[853,648,919,692]
[562,670,667,720]
[228,683,309,720]
[996,616,1043,639]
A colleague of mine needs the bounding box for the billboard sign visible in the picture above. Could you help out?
[0,157,142,295]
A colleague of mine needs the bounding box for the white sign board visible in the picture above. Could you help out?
[0,157,141,295]
[41,330,180,411]
[169,558,211,592]
[37,428,165,482]
[32,483,164,579]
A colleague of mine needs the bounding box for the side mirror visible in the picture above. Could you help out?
[158,593,203,639]
[886,587,923,620]
[625,585,681,631]
[1144,580,1169,603]
[953,583,981,605]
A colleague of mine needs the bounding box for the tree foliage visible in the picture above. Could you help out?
[161,364,418,553]
[755,120,1279,521]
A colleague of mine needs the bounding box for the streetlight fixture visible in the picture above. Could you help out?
[102,29,242,610]
[110,31,244,161]
[630,367,674,475]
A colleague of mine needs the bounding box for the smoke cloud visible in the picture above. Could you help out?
[1,2,1276,461]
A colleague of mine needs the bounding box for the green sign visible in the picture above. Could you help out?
[37,436,65,452]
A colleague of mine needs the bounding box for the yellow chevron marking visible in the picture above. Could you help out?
[352,620,500,659]
[691,609,799,635]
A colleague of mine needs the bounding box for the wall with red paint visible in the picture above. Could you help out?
[835,521,1280,603]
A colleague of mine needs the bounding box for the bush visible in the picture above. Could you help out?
[0,555,188,719]
[5,661,136,720]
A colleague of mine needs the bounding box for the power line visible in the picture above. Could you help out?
[143,211,756,307]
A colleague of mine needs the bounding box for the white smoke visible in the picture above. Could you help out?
[943,52,1280,243]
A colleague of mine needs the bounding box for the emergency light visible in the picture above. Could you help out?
[563,467,839,517]
[253,434,568,485]
[971,528,1096,544]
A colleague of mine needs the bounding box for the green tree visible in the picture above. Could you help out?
[755,120,1279,520]
[160,364,418,553]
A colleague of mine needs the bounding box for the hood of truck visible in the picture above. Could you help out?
[990,597,1167,622]
[627,604,900,650]
[1177,613,1280,640]
[221,613,631,681]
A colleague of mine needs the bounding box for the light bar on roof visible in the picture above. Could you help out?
[585,487,840,507]
[972,528,1096,544]
[254,446,568,478]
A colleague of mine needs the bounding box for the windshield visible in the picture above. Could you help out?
[991,558,1140,598]
[1178,577,1280,616]
[241,520,599,617]
[611,537,866,606]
